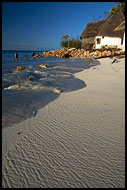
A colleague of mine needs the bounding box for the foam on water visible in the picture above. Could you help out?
[2,50,99,128]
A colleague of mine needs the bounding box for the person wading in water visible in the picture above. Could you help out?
[15,51,18,59]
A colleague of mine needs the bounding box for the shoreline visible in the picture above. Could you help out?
[2,56,125,188]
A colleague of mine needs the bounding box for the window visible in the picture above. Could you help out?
[97,38,101,44]
[121,38,123,45]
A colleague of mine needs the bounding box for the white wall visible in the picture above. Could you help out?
[95,36,123,49]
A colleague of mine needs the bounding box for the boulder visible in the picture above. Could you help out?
[12,66,25,72]
[39,64,48,69]
[33,53,40,58]
[7,84,19,89]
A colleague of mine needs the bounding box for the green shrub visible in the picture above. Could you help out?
[101,45,106,49]
[86,44,91,49]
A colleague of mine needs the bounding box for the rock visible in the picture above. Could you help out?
[32,110,37,117]
[27,75,36,80]
[64,53,71,58]
[7,84,19,89]
[41,48,124,59]
[42,51,46,56]
[33,53,40,58]
[12,66,25,72]
[40,64,48,69]
[68,48,76,52]
[101,50,107,57]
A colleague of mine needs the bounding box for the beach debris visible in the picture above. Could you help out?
[18,131,22,135]
[40,64,48,69]
[32,110,37,117]
[112,58,117,64]
[11,66,25,72]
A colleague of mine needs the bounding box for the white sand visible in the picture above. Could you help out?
[2,57,125,188]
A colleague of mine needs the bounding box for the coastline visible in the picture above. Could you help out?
[2,56,125,188]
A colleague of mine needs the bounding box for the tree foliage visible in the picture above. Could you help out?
[61,34,70,48]
[61,36,82,49]
[109,2,125,16]
[62,34,69,39]
[109,4,118,16]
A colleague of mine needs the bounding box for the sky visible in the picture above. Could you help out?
[2,2,116,51]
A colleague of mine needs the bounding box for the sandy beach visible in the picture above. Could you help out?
[2,56,125,188]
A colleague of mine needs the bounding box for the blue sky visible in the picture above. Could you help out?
[2,2,116,51]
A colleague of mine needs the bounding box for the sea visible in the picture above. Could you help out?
[2,50,99,128]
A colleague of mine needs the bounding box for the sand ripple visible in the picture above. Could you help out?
[2,57,125,188]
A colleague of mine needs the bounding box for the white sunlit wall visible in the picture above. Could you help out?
[95,36,123,49]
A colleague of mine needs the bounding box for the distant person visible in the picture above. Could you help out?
[15,51,18,59]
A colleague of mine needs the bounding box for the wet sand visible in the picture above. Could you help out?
[2,56,125,188]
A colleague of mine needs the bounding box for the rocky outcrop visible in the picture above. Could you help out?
[42,48,125,59]
[11,66,25,72]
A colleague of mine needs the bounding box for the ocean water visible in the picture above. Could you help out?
[2,50,99,128]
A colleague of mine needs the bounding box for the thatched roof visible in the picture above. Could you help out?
[80,20,105,39]
[98,8,124,37]
[114,20,125,31]
[80,8,125,39]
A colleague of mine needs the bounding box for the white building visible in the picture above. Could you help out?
[95,36,123,49]
[80,8,125,51]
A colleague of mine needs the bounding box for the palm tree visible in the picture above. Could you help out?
[62,34,70,48]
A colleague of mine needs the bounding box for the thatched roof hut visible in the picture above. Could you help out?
[80,8,125,39]
[80,20,105,39]
[97,8,124,38]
